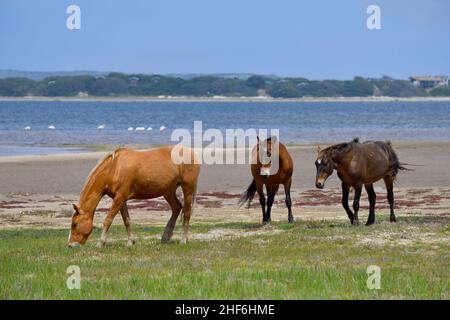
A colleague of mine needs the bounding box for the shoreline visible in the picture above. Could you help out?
[2,140,450,160]
[1,96,450,103]
[1,141,450,195]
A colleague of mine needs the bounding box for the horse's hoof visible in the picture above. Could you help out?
[352,219,360,226]
[180,238,187,245]
[390,217,397,223]
[161,231,173,243]
[127,239,136,246]
[96,241,105,248]
[288,217,294,224]
[365,221,375,226]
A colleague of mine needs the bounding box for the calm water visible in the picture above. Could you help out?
[0,100,449,155]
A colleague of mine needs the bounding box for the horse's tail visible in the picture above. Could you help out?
[384,142,411,180]
[238,179,257,208]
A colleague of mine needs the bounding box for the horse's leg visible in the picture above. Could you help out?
[284,177,294,223]
[352,184,362,225]
[341,182,354,224]
[98,196,125,247]
[161,190,182,243]
[120,202,135,246]
[384,177,396,222]
[180,184,196,244]
[364,184,376,226]
[255,181,267,223]
[265,184,279,223]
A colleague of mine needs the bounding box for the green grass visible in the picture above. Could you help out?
[0,214,448,299]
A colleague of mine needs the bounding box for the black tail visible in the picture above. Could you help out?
[239,179,257,208]
[383,142,411,179]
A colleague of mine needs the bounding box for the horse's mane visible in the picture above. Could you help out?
[321,137,360,154]
[80,148,121,193]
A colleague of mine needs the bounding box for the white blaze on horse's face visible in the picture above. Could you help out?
[315,154,334,189]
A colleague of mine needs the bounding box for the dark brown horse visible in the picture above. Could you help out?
[315,138,407,225]
[239,136,294,224]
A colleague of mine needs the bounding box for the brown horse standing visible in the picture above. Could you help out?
[68,146,200,247]
[239,137,294,224]
[315,138,407,225]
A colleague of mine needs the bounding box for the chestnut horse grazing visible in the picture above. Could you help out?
[315,138,407,226]
[239,137,294,224]
[68,146,200,247]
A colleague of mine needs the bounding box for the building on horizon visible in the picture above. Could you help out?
[409,75,449,89]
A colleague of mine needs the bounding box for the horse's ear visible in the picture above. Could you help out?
[256,136,260,142]
[72,204,80,215]
[317,145,321,153]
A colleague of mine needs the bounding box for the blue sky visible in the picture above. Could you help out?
[0,0,449,79]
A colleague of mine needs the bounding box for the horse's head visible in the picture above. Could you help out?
[315,142,353,188]
[256,136,278,176]
[315,146,334,189]
[68,204,93,248]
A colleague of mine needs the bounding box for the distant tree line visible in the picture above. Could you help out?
[0,73,447,97]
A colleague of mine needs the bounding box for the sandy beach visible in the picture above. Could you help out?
[1,142,449,230]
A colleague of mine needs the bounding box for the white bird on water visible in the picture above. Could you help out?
[127,127,134,131]
[159,126,166,132]
[97,124,106,129]
[147,127,152,131]
[24,126,31,131]
[135,127,145,131]
[48,125,56,130]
